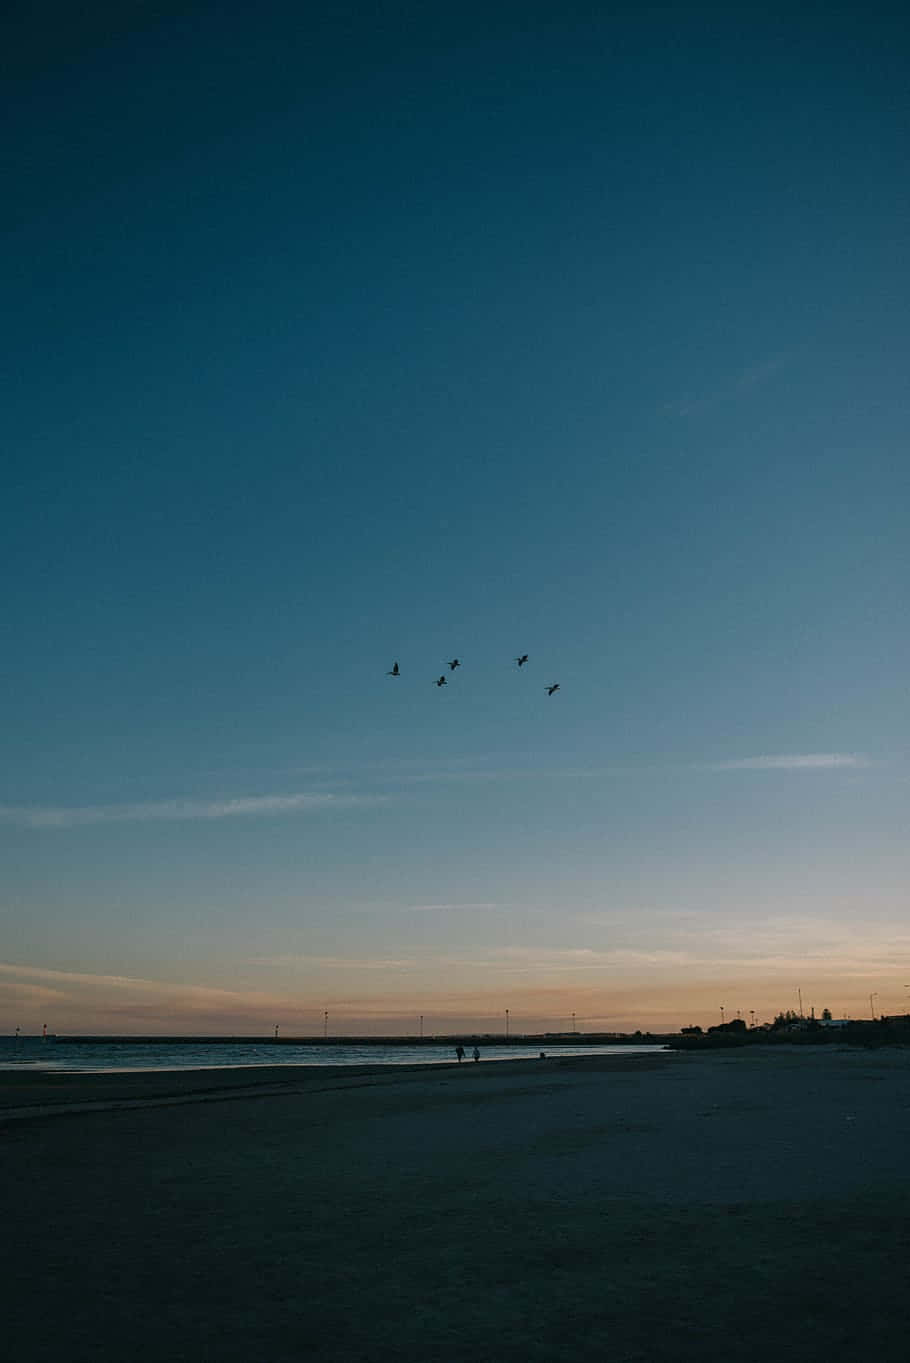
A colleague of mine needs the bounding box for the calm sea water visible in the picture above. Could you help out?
[0,1036,664,1074]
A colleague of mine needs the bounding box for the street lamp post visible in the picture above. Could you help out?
[505,1008,509,1039]
[419,1014,423,1039]
[324,1010,328,1039]
[870,992,878,1020]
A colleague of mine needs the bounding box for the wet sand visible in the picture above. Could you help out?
[3,1047,909,1362]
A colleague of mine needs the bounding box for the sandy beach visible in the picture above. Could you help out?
[3,1046,909,1362]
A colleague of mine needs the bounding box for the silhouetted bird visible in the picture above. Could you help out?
[546,683,560,696]
[387,662,400,676]
[515,654,529,667]
[435,675,447,687]
[448,659,461,671]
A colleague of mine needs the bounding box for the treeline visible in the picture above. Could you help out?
[672,1013,910,1050]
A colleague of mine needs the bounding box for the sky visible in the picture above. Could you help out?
[2,2,908,1035]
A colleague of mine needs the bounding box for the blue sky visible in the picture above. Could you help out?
[2,3,908,1033]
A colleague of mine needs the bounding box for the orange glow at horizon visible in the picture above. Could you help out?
[2,960,906,1036]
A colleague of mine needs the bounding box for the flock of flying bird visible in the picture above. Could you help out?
[386,657,560,695]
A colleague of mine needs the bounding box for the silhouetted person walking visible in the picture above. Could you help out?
[472,1046,480,1062]
[455,1044,465,1062]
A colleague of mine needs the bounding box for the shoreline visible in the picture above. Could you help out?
[0,1049,675,1119]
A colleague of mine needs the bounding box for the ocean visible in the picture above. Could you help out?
[0,1035,664,1073]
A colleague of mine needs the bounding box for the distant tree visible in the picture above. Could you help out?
[822,1007,832,1021]
[771,1009,802,1030]
[681,1025,702,1035]
[708,1018,747,1034]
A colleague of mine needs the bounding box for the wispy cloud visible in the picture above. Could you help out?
[249,955,417,971]
[0,791,383,830]
[669,353,789,417]
[0,960,322,1030]
[464,946,697,973]
[704,753,871,772]
[405,902,502,914]
[277,754,537,791]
